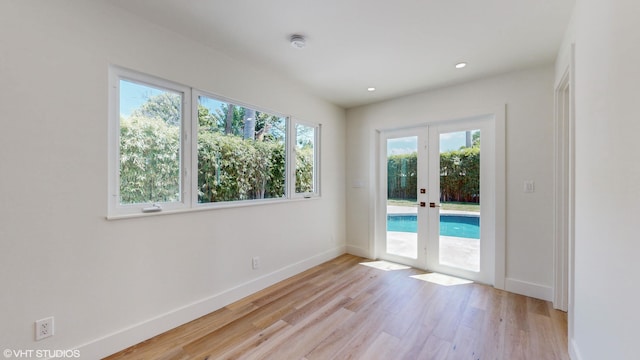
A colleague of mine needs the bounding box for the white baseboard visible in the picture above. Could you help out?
[569,338,582,360]
[75,246,346,359]
[345,244,373,259]
[504,277,553,301]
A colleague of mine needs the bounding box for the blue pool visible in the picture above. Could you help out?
[387,214,480,239]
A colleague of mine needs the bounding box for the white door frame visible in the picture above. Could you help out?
[373,108,505,288]
[553,48,575,312]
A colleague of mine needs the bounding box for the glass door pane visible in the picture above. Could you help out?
[437,129,481,272]
[386,136,419,259]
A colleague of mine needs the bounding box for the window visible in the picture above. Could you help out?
[108,66,320,218]
[293,121,320,197]
[108,68,191,216]
[195,92,287,204]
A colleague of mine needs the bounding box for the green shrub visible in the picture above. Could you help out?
[197,132,286,203]
[120,115,317,205]
[119,116,181,204]
[387,153,418,201]
[387,147,480,203]
[440,147,479,203]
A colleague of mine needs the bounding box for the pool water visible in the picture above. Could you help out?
[387,214,480,239]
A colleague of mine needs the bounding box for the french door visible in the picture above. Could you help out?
[378,117,495,284]
[379,128,428,269]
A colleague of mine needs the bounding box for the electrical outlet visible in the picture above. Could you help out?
[252,256,260,270]
[35,317,54,341]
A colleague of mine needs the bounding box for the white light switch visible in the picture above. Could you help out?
[523,180,535,193]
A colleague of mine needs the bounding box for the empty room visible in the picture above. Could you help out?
[1,1,638,359]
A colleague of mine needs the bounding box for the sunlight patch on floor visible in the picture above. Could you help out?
[359,260,411,271]
[411,272,473,286]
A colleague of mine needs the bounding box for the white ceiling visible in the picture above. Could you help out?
[108,0,575,109]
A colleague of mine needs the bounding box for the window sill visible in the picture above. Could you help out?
[106,195,320,220]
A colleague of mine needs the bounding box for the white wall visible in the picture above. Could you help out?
[346,65,555,299]
[0,1,346,357]
[568,0,640,358]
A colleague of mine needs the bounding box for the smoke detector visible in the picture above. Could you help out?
[290,34,306,49]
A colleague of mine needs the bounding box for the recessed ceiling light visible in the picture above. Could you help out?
[455,62,467,69]
[367,87,376,92]
[290,34,306,49]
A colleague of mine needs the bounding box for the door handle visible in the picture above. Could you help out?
[419,202,426,207]
[429,202,441,208]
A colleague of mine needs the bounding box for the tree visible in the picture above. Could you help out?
[472,131,480,148]
[198,105,217,131]
[243,108,256,140]
[225,104,234,134]
[130,93,181,126]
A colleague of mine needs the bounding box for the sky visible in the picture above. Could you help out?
[387,130,479,155]
[120,80,264,120]
[119,79,166,118]
[120,80,290,140]
[440,131,474,152]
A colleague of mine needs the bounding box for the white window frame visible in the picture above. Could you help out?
[191,89,291,208]
[108,66,192,217]
[108,66,321,219]
[290,120,321,198]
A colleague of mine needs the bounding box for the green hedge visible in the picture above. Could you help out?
[387,153,418,200]
[440,147,479,203]
[387,147,480,203]
[119,117,313,204]
[197,132,286,202]
[119,116,181,204]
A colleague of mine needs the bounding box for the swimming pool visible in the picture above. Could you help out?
[387,214,480,239]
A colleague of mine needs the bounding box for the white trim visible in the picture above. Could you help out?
[346,245,373,259]
[368,129,381,260]
[568,42,576,357]
[553,64,572,312]
[74,246,346,359]
[570,338,583,360]
[553,42,575,314]
[106,195,319,220]
[493,105,506,290]
[505,278,553,301]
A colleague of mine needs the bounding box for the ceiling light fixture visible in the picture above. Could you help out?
[455,62,467,69]
[367,87,376,92]
[290,34,306,49]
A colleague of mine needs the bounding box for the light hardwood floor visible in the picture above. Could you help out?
[105,254,569,360]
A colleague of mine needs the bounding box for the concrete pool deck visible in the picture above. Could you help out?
[386,232,479,272]
[386,205,480,272]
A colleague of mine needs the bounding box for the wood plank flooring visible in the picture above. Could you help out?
[104,254,569,360]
